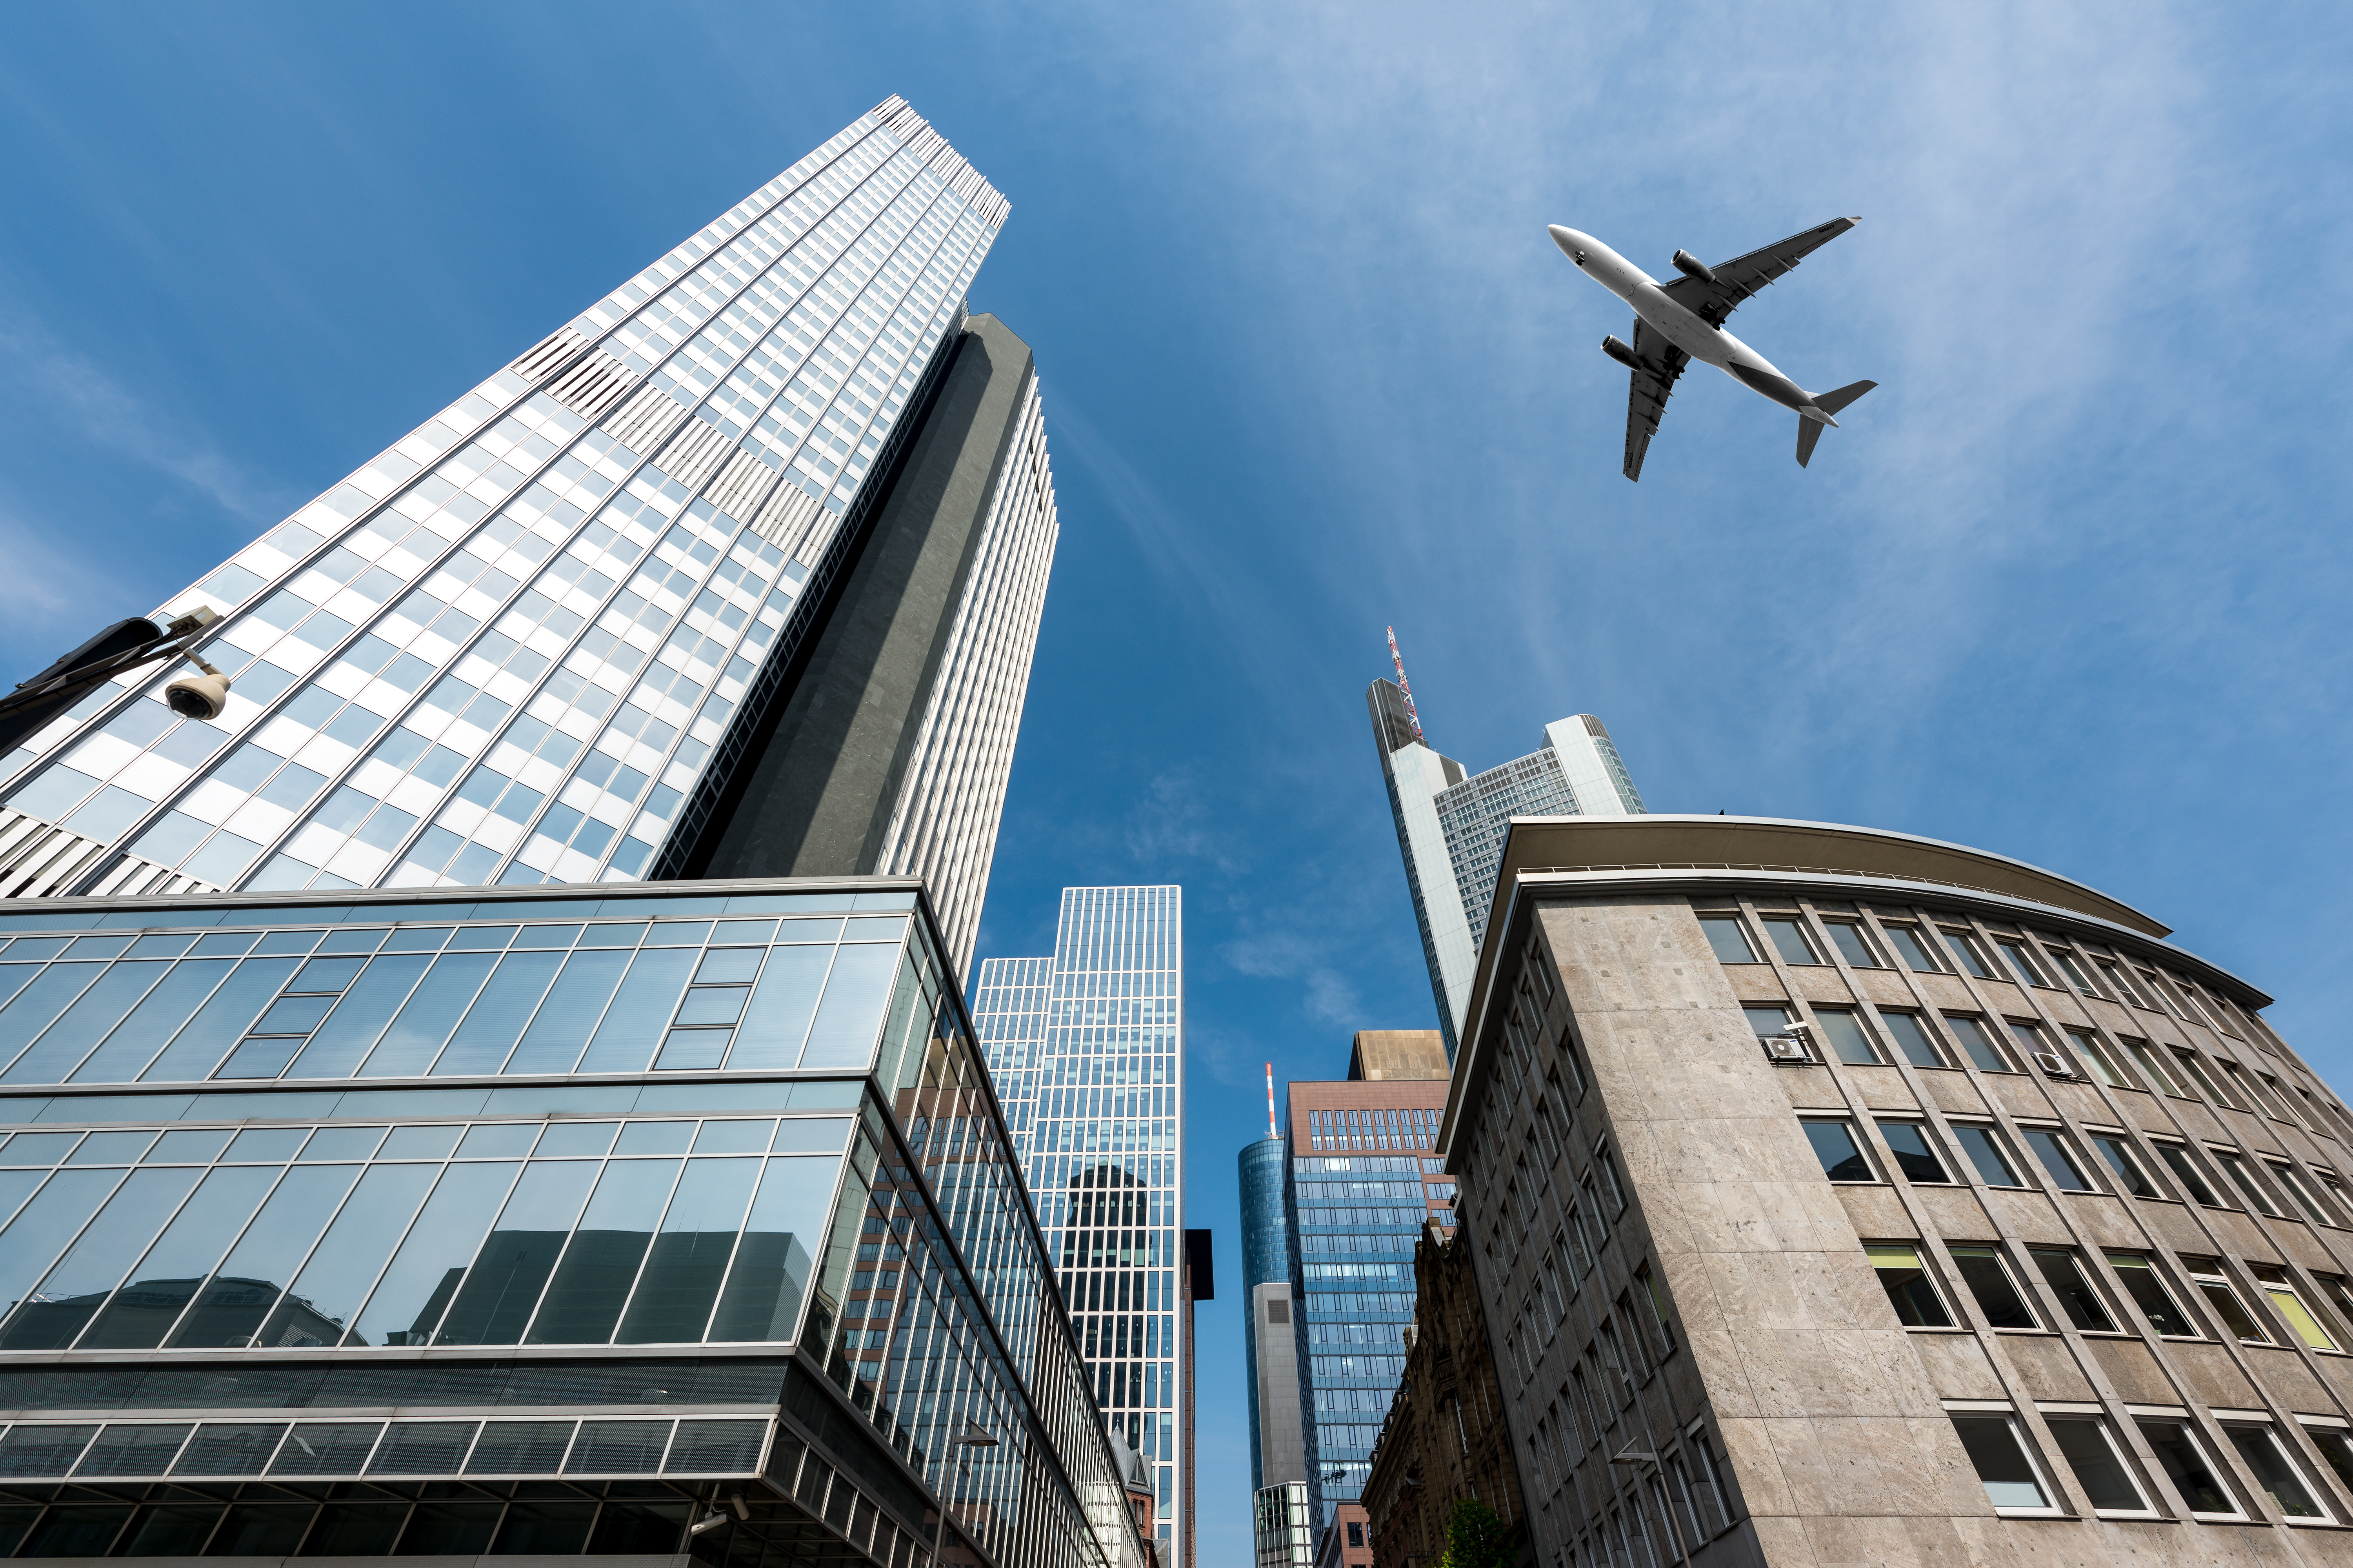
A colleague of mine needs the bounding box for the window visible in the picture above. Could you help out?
[2267,1161,2344,1227]
[2028,1249,2116,1332]
[1811,1009,1879,1065]
[2045,947,2102,997]
[1874,1121,1951,1183]
[2185,1262,2269,1344]
[2104,1253,2197,1336]
[2211,1149,2284,1217]
[1942,929,1994,979]
[1882,925,1941,974]
[1949,1245,2040,1329]
[1596,1146,1627,1215]
[2151,1142,2221,1206]
[1950,1124,2023,1187]
[1878,1012,1946,1069]
[2125,1039,2185,1097]
[1946,1015,2011,1072]
[1949,1413,2057,1513]
[1823,923,1879,968]
[2097,960,2154,1010]
[2008,1019,2058,1070]
[1638,1266,1676,1356]
[2063,1028,2127,1088]
[1760,918,1819,966]
[2019,1127,2097,1192]
[2175,1053,2242,1110]
[1347,1523,1364,1548]
[1801,1121,1875,1183]
[2043,1417,2153,1515]
[2088,1134,2158,1198]
[1743,1005,1795,1043]
[2221,1424,2333,1521]
[1698,917,1757,964]
[2134,1419,2242,1518]
[1675,1427,1731,1537]
[1994,939,2047,988]
[1867,1245,1952,1326]
[2298,1421,2353,1498]
[2251,1267,2339,1351]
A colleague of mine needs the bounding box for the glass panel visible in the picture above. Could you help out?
[73,1424,193,1477]
[1761,919,1817,965]
[269,1423,384,1475]
[1950,1415,2047,1509]
[2064,1030,2125,1087]
[170,1423,287,1477]
[433,1160,600,1345]
[577,948,697,1073]
[2195,1279,2267,1343]
[19,1504,131,1555]
[1880,1013,1943,1068]
[1946,1016,2008,1073]
[355,952,496,1076]
[2155,1145,2220,1206]
[113,1506,217,1556]
[432,951,566,1075]
[665,1419,766,1472]
[0,965,107,1075]
[2262,1286,2337,1350]
[397,1501,502,1556]
[799,945,902,1068]
[1825,924,1877,968]
[1800,1123,1872,1183]
[2104,1254,2195,1336]
[285,954,431,1077]
[1697,918,1754,963]
[2225,1427,2326,1519]
[2214,1152,2283,1217]
[256,1163,439,1348]
[2028,1250,2115,1331]
[146,1128,233,1163]
[0,1170,137,1345]
[2306,1430,2353,1496]
[1874,1122,1948,1183]
[2137,1420,2237,1513]
[466,1421,576,1474]
[533,1123,618,1158]
[1951,1126,2019,1187]
[567,1420,671,1474]
[615,1157,761,1343]
[78,1165,282,1348]
[2021,1130,2093,1191]
[0,1424,96,1477]
[493,1502,596,1555]
[2091,1137,2156,1197]
[1884,926,1939,972]
[369,1422,477,1475]
[1814,1012,1877,1065]
[525,1158,681,1344]
[69,961,234,1083]
[2045,1419,2146,1512]
[708,1155,836,1341]
[139,958,299,1081]
[69,1130,157,1163]
[1948,1245,2037,1329]
[506,948,633,1075]
[346,1162,522,1346]
[1867,1244,1951,1326]
[167,1165,363,1348]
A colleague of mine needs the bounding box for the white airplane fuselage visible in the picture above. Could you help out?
[1548,225,1835,423]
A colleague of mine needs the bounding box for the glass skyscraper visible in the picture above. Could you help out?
[1366,683,1644,1057]
[1240,1132,1311,1568]
[0,876,1146,1568]
[971,887,1185,1568]
[0,97,1054,972]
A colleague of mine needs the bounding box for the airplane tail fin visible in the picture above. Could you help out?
[1795,381,1876,467]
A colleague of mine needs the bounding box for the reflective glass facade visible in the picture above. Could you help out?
[0,98,1050,969]
[0,879,1143,1568]
[972,887,1184,1564]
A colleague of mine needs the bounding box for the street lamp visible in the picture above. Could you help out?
[0,607,228,751]
[931,1423,997,1568]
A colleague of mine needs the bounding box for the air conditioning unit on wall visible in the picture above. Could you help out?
[1761,1035,1810,1063]
[2033,1051,2074,1077]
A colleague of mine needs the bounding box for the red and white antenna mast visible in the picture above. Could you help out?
[1386,626,1425,745]
[1265,1063,1278,1140]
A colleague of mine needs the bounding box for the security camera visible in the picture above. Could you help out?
[1780,1019,1816,1034]
[165,654,231,721]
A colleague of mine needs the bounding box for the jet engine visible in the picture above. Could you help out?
[1600,334,1641,370]
[1671,249,1717,283]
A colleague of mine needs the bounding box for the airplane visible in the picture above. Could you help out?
[1548,218,1874,481]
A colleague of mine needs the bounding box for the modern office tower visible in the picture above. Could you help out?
[972,886,1188,1568]
[0,876,1146,1568]
[1367,679,1643,1059]
[0,96,1056,974]
[1444,812,2353,1568]
[1286,1036,1455,1548]
[1242,1097,1312,1568]
[1362,1218,1525,1568]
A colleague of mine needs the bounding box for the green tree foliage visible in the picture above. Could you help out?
[1439,1497,1510,1568]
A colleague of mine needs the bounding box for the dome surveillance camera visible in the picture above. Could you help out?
[164,654,230,721]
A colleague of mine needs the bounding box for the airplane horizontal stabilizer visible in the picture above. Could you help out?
[1815,379,1877,416]
[1796,415,1825,468]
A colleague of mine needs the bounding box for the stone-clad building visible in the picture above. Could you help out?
[1440,813,2353,1568]
[1363,1217,1525,1568]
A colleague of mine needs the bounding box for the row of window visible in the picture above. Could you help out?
[1950,1403,2353,1524]
[1545,1417,1734,1568]
[1802,1109,2353,1230]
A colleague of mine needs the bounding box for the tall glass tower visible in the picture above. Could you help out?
[972,886,1186,1567]
[1367,680,1644,1057]
[0,97,1053,973]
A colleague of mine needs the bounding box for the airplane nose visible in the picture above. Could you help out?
[1547,225,1578,253]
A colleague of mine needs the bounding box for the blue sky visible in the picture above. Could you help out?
[3,4,2351,1561]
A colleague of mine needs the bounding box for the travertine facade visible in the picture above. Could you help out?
[1442,814,2353,1568]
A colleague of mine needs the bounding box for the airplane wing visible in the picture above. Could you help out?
[1657,216,1859,327]
[1623,317,1689,482]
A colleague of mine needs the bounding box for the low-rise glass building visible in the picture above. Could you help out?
[0,876,1139,1568]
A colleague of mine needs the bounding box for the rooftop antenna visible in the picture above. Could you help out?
[1386,626,1425,745]
[1266,1063,1278,1140]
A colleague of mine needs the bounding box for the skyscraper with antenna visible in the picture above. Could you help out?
[1367,632,1646,1057]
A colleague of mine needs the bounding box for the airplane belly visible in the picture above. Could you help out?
[1631,291,1728,365]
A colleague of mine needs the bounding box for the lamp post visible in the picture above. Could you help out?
[931,1422,998,1568]
[0,607,228,752]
